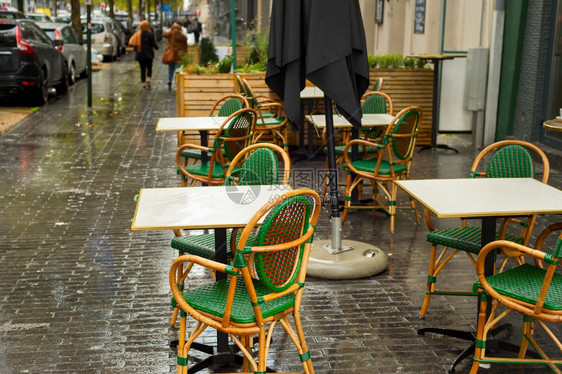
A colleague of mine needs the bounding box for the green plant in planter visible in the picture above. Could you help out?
[234,30,268,73]
[199,37,219,66]
[367,53,426,69]
[217,56,233,73]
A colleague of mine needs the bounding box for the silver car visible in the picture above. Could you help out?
[38,22,87,85]
[80,18,118,62]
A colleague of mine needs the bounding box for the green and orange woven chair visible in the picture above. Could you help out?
[372,77,383,91]
[169,188,321,374]
[170,143,292,325]
[419,140,550,319]
[237,76,290,151]
[320,91,394,198]
[470,223,562,373]
[176,108,257,187]
[177,94,250,182]
[340,106,422,233]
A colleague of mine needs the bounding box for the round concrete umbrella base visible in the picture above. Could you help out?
[307,240,388,279]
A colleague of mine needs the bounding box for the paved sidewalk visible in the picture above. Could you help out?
[1,47,561,373]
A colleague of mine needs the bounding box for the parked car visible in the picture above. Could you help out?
[26,13,53,22]
[54,13,71,24]
[0,5,25,19]
[80,18,118,62]
[114,11,133,45]
[37,22,87,85]
[109,18,126,55]
[0,19,68,105]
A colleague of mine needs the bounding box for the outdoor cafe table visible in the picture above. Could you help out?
[396,177,562,371]
[288,86,326,162]
[543,119,562,132]
[156,116,227,163]
[131,184,291,373]
[156,115,282,162]
[307,113,393,129]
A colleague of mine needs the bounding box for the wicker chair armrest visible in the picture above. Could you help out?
[476,240,550,291]
[177,143,212,153]
[260,283,301,303]
[342,139,384,173]
[533,222,562,268]
[176,143,213,177]
[169,255,251,334]
[248,227,314,254]
[476,239,560,317]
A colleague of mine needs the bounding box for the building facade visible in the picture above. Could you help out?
[186,0,562,151]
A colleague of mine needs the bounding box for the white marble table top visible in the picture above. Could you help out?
[131,185,292,231]
[300,86,325,99]
[156,116,228,132]
[396,178,562,219]
[307,113,394,128]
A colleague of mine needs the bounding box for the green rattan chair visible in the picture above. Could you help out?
[340,106,422,234]
[372,77,383,92]
[176,108,257,187]
[172,143,292,262]
[419,140,550,319]
[169,143,292,325]
[470,224,562,373]
[177,94,249,182]
[237,76,290,151]
[169,188,321,374]
[236,74,277,118]
[320,92,394,198]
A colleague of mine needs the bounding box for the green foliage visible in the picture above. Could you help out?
[182,64,218,74]
[199,37,219,66]
[236,62,266,73]
[217,56,233,73]
[367,53,427,69]
[244,31,268,66]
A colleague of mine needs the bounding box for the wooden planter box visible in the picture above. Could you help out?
[369,69,434,146]
[176,73,280,117]
[176,69,434,145]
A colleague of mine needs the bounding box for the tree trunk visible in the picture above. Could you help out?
[17,0,23,12]
[71,0,82,38]
[127,0,133,22]
[139,0,143,20]
[109,0,114,18]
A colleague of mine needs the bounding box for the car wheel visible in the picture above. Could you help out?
[55,70,68,95]
[34,69,48,106]
[68,63,76,86]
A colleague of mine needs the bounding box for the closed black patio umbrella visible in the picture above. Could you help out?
[266,0,388,278]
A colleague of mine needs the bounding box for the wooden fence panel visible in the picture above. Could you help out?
[176,69,434,145]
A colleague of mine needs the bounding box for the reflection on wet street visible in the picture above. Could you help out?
[0,47,561,373]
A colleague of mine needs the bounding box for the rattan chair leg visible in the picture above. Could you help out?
[290,314,315,374]
[470,296,489,374]
[257,326,267,373]
[518,321,532,358]
[389,182,397,233]
[419,244,437,318]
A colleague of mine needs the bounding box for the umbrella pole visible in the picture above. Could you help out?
[306,97,388,279]
[323,96,351,253]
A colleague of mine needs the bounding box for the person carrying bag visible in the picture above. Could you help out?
[162,23,187,90]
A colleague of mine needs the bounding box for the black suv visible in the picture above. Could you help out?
[0,19,68,105]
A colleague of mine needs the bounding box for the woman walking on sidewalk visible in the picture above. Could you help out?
[136,20,158,89]
[162,23,187,90]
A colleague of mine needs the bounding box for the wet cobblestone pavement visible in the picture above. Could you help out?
[1,46,562,373]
